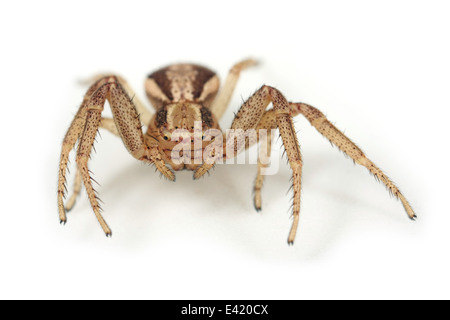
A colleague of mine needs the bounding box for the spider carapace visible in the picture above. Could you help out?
[58,59,416,244]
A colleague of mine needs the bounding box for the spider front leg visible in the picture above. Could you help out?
[58,76,173,236]
[290,102,416,220]
[241,87,302,244]
[198,85,303,244]
[63,118,119,212]
[80,74,153,125]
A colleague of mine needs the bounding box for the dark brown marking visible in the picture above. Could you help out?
[148,64,216,102]
[148,69,174,100]
[191,66,216,99]
[156,108,167,127]
[201,107,213,128]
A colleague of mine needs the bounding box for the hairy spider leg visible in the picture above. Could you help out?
[58,76,173,236]
[290,102,416,220]
[196,85,303,244]
[210,59,258,120]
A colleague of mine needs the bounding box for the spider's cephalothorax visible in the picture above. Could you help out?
[147,105,219,171]
[58,59,416,244]
[145,64,222,171]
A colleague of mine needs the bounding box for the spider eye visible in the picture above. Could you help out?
[161,128,172,141]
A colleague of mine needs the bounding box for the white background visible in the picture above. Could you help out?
[0,0,448,300]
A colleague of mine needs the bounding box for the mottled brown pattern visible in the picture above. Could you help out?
[148,68,175,101]
[155,108,167,127]
[108,82,145,154]
[58,59,415,245]
[148,64,216,103]
[190,65,216,99]
[200,107,214,128]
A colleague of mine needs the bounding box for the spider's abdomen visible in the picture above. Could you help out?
[145,63,220,109]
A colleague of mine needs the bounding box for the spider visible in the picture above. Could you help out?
[57,58,416,244]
